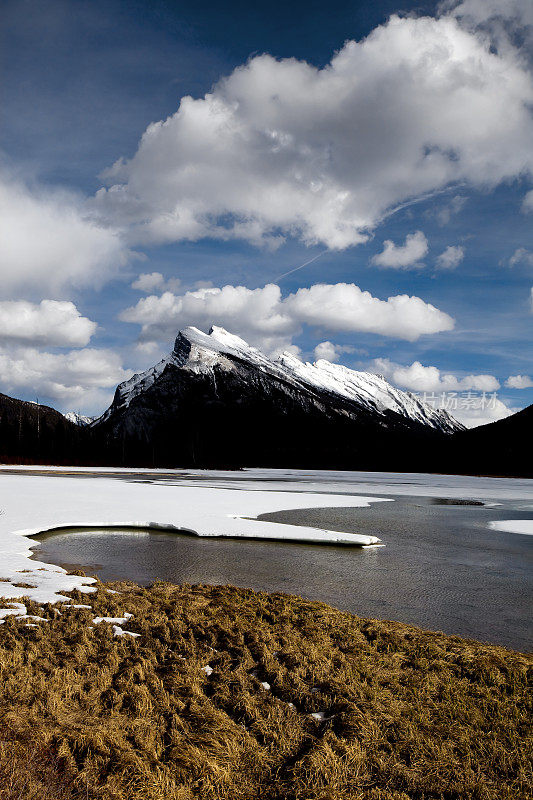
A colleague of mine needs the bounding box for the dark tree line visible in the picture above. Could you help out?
[0,393,88,465]
[0,389,530,477]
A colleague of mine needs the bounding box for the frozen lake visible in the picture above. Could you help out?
[18,468,533,651]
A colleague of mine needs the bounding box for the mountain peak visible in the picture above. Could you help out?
[176,325,254,356]
[106,325,463,435]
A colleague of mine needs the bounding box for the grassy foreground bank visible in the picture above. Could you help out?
[0,581,531,800]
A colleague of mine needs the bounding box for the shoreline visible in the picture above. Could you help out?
[2,576,530,654]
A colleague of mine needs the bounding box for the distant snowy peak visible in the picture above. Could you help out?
[107,325,463,433]
[63,412,95,427]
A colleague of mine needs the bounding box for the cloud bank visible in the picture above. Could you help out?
[94,11,533,250]
[120,282,455,352]
[506,374,533,389]
[371,358,500,393]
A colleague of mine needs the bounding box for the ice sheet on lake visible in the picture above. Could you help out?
[0,472,388,606]
[174,468,533,501]
[4,465,532,500]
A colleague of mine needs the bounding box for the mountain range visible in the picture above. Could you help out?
[91,325,461,469]
[0,326,529,476]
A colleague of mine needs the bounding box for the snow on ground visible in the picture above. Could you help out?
[0,602,26,622]
[490,520,533,536]
[93,613,133,625]
[309,711,335,722]
[112,625,141,638]
[0,471,388,609]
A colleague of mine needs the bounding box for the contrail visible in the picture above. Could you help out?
[273,249,328,282]
[380,185,464,222]
[270,187,464,283]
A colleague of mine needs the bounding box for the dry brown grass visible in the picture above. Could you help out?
[0,581,531,800]
[0,725,84,799]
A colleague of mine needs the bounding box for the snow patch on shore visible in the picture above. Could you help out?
[490,520,533,536]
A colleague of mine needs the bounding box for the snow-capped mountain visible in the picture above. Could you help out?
[101,325,461,434]
[93,325,462,468]
[63,412,95,427]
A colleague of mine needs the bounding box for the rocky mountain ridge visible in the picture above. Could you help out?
[92,326,463,468]
[100,326,462,434]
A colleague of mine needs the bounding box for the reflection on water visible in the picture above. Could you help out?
[30,495,532,651]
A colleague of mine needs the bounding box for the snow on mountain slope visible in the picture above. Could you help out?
[64,412,96,426]
[101,325,463,433]
[278,353,460,432]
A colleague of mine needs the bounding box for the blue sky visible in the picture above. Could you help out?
[0,0,532,425]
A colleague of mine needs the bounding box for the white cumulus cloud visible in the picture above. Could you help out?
[286,284,453,341]
[446,395,513,427]
[0,174,127,295]
[435,245,465,270]
[92,11,533,250]
[313,341,355,362]
[119,282,455,352]
[506,374,533,389]
[0,300,97,347]
[131,272,182,293]
[371,232,429,269]
[120,284,294,353]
